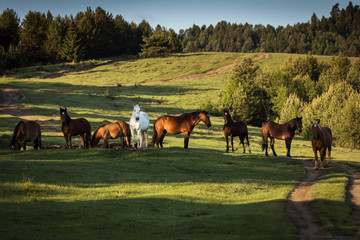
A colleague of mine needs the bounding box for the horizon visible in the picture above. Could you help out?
[0,0,354,33]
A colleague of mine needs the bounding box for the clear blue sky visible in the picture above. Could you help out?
[0,0,354,32]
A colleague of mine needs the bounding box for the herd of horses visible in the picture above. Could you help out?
[9,105,332,169]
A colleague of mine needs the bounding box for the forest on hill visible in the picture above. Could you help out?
[0,2,359,70]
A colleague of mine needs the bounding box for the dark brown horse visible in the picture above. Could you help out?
[261,117,302,157]
[91,121,131,148]
[223,110,251,153]
[151,111,211,149]
[311,120,332,169]
[60,107,91,149]
[10,121,42,150]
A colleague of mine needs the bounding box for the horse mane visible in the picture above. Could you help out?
[11,121,24,143]
[185,111,208,121]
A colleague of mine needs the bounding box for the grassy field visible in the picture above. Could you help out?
[1,52,360,239]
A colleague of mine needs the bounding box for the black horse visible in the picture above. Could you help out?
[223,110,251,153]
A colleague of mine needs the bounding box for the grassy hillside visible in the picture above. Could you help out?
[1,52,360,239]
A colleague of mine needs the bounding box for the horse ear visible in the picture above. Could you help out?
[317,119,320,124]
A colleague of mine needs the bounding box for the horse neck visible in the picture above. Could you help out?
[11,122,23,143]
[226,114,234,125]
[63,114,71,125]
[191,113,202,126]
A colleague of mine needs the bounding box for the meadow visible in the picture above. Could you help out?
[1,52,360,239]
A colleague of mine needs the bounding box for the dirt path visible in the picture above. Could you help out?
[287,160,333,240]
[287,159,360,240]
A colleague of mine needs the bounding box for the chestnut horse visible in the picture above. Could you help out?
[91,121,131,148]
[10,121,42,150]
[223,110,251,153]
[261,117,302,157]
[151,111,211,149]
[60,107,91,149]
[311,120,332,169]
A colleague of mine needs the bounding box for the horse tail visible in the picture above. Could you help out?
[150,122,158,147]
[261,125,267,152]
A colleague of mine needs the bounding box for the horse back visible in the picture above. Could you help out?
[24,121,41,140]
[157,115,191,134]
[69,118,91,135]
[262,121,290,140]
[320,126,332,147]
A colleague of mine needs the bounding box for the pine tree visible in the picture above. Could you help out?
[59,23,84,63]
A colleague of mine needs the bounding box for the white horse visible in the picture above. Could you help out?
[129,104,150,149]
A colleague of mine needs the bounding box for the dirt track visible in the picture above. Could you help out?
[287,160,360,240]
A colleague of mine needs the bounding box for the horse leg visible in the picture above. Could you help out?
[313,148,318,170]
[79,134,85,149]
[240,136,245,153]
[184,132,190,149]
[159,130,167,148]
[320,148,326,169]
[67,136,72,149]
[130,127,136,148]
[225,135,229,152]
[246,135,251,154]
[327,147,331,166]
[262,134,269,156]
[137,129,142,149]
[231,136,235,152]
[144,129,148,149]
[270,137,277,156]
[23,141,26,151]
[285,138,292,158]
[104,138,110,149]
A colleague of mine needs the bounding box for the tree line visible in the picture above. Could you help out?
[181,2,360,56]
[0,2,359,70]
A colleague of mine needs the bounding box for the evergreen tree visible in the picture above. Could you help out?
[59,23,84,63]
[0,8,20,51]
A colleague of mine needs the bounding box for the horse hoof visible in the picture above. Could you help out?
[314,167,319,170]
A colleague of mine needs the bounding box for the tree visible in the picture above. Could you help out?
[19,11,49,62]
[59,23,84,63]
[44,15,67,62]
[139,29,171,57]
[0,8,20,51]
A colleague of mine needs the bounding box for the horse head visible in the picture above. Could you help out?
[200,111,212,127]
[9,140,19,150]
[133,104,141,121]
[311,120,320,140]
[223,110,230,125]
[60,107,68,123]
[295,117,303,133]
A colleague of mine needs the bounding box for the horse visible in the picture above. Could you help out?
[261,117,302,157]
[60,107,91,149]
[223,110,251,153]
[91,121,131,148]
[9,121,42,150]
[129,104,150,149]
[311,120,332,169]
[151,111,211,149]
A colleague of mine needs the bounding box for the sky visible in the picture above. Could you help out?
[0,0,354,32]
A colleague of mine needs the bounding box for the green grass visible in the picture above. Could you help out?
[1,52,360,239]
[310,168,357,235]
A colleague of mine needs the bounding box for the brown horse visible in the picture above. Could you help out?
[261,117,302,157]
[311,120,332,169]
[10,121,42,150]
[223,110,251,153]
[151,111,211,149]
[60,107,91,149]
[91,121,131,148]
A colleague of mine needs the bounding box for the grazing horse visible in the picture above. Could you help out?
[261,117,302,157]
[151,111,212,149]
[91,121,131,148]
[129,104,149,149]
[223,110,251,153]
[10,121,42,150]
[311,120,332,169]
[60,107,91,149]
